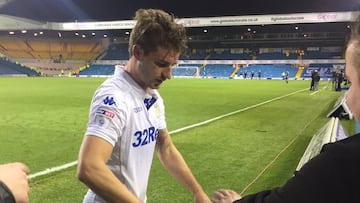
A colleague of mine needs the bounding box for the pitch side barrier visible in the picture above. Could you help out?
[296,92,352,171]
[295,116,349,171]
[327,93,353,120]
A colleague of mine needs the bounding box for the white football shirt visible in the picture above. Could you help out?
[83,66,166,203]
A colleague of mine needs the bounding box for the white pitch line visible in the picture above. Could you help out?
[28,88,308,180]
[170,88,308,134]
[28,161,77,179]
[310,90,320,95]
[310,84,327,95]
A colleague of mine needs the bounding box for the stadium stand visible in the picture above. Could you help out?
[198,64,234,78]
[0,36,107,61]
[79,64,115,76]
[0,14,349,79]
[172,66,198,77]
[99,43,129,60]
[255,52,298,60]
[302,63,344,79]
[82,44,343,79]
[0,58,39,76]
[237,64,297,79]
[22,60,85,76]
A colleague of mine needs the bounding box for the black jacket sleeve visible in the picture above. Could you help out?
[235,134,360,203]
[233,135,360,203]
[0,181,15,203]
[233,190,279,203]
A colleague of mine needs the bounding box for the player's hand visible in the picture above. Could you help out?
[211,189,241,203]
[0,162,30,203]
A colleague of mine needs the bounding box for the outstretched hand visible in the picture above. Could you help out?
[0,162,30,203]
[211,189,241,203]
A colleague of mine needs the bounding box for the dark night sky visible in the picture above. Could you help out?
[0,0,359,22]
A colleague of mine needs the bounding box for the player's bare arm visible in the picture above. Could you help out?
[156,129,211,203]
[77,135,142,203]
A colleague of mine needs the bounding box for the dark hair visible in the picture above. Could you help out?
[128,9,187,56]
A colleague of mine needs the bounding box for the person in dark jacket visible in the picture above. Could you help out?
[313,70,321,90]
[211,13,360,203]
[336,70,344,91]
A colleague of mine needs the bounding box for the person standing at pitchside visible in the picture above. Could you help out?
[77,8,211,203]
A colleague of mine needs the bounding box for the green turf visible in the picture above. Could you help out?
[0,77,347,202]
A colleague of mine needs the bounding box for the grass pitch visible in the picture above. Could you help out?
[0,77,348,202]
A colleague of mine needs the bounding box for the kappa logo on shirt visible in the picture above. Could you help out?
[103,96,116,106]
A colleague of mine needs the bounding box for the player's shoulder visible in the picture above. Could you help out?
[91,79,132,109]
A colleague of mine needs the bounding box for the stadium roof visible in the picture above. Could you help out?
[0,0,359,22]
[0,0,358,49]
